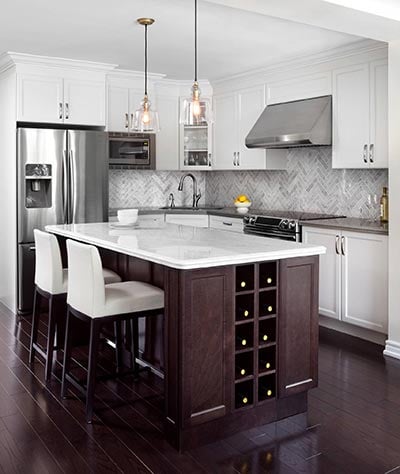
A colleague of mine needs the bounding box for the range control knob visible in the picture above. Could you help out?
[280,219,289,229]
[249,216,256,225]
[288,220,297,230]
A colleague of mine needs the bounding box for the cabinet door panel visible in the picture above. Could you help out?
[369,59,388,169]
[107,86,129,132]
[278,256,319,398]
[64,78,105,126]
[17,73,63,123]
[237,86,266,170]
[156,95,179,170]
[302,227,341,319]
[213,93,237,170]
[332,64,370,169]
[341,231,388,333]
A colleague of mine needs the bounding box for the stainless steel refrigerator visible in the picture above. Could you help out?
[17,127,108,314]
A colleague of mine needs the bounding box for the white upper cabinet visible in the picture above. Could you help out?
[156,93,179,170]
[63,78,105,126]
[107,85,130,131]
[17,73,64,123]
[332,59,388,169]
[17,70,107,126]
[213,85,266,170]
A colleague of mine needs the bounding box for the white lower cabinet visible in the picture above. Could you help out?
[302,226,388,333]
[165,214,209,228]
[209,215,244,233]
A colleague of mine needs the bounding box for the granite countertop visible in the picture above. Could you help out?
[301,217,388,235]
[46,222,325,270]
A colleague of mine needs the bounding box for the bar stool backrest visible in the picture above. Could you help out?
[34,229,64,294]
[66,239,106,317]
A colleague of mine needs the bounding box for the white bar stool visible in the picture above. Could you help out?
[61,239,164,423]
[29,229,121,381]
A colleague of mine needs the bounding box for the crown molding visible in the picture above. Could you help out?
[211,39,387,86]
[108,68,166,81]
[1,52,118,73]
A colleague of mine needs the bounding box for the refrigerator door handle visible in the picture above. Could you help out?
[62,150,69,224]
[69,149,76,223]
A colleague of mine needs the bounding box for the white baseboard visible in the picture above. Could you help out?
[319,315,386,346]
[384,340,400,360]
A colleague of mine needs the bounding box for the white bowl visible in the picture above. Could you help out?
[236,207,250,214]
[234,201,252,208]
[117,209,138,224]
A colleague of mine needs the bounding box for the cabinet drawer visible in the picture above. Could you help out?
[165,214,209,228]
[209,215,244,233]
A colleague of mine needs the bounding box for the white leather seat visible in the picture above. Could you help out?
[66,239,164,318]
[34,229,121,294]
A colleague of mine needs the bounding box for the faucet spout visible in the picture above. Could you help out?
[177,173,201,208]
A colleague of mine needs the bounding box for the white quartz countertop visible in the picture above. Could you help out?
[46,222,326,270]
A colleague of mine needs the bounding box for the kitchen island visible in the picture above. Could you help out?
[47,222,325,450]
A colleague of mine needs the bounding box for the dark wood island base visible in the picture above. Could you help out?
[56,235,319,451]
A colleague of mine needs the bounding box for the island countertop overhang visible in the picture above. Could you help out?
[46,222,326,270]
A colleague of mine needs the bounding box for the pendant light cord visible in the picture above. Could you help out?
[194,0,198,82]
[144,24,148,95]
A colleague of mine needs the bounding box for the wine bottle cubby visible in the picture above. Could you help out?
[235,294,254,322]
[259,290,277,317]
[234,261,278,411]
[235,380,254,409]
[258,374,276,402]
[259,319,276,346]
[235,264,254,293]
[235,351,254,380]
[258,347,276,374]
[259,262,277,289]
[235,323,254,351]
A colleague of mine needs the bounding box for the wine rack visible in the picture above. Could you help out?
[234,262,278,409]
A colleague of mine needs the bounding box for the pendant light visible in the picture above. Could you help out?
[180,0,213,125]
[133,18,160,132]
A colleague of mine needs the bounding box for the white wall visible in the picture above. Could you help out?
[384,41,400,358]
[0,69,17,312]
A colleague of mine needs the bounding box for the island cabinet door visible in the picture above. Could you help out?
[278,256,319,398]
[164,266,234,435]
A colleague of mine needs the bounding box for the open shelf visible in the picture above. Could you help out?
[258,374,276,402]
[235,265,254,293]
[258,319,276,345]
[235,294,254,322]
[259,290,276,317]
[235,380,254,409]
[259,262,277,289]
[235,351,254,381]
[235,322,254,351]
[258,347,276,374]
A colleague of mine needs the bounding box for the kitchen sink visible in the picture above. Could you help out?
[159,206,224,211]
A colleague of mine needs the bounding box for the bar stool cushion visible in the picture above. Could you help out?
[67,239,164,318]
[34,229,121,295]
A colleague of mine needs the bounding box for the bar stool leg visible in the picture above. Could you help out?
[61,309,73,399]
[114,320,123,374]
[29,288,42,365]
[45,296,57,382]
[129,318,140,381]
[86,319,101,424]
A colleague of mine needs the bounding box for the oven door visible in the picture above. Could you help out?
[244,227,299,242]
[109,137,151,166]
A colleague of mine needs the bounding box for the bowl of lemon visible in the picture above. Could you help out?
[234,194,252,214]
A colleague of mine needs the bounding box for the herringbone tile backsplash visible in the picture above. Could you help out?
[110,147,388,219]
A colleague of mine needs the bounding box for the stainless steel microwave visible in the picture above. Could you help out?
[108,132,156,169]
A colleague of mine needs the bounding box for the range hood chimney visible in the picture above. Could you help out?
[245,95,332,149]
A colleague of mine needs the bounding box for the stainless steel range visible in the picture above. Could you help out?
[243,211,344,242]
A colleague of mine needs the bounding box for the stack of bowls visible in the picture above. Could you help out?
[117,209,138,225]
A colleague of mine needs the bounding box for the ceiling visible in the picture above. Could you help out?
[0,0,363,80]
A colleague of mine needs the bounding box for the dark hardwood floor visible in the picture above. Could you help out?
[0,302,399,473]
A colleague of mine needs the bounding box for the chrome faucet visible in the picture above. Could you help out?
[178,173,201,208]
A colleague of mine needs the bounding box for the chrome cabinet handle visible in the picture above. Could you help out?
[335,235,340,255]
[62,150,69,223]
[59,102,63,120]
[29,246,36,251]
[125,113,129,128]
[208,153,212,166]
[341,236,345,256]
[233,152,236,166]
[237,151,240,167]
[130,113,134,129]
[363,144,368,163]
[65,102,69,120]
[223,221,233,226]
[369,143,374,163]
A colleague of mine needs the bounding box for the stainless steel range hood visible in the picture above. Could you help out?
[245,95,332,149]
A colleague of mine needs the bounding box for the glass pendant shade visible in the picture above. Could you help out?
[134,95,160,132]
[180,82,213,125]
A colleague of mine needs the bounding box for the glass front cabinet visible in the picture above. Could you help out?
[179,98,213,170]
